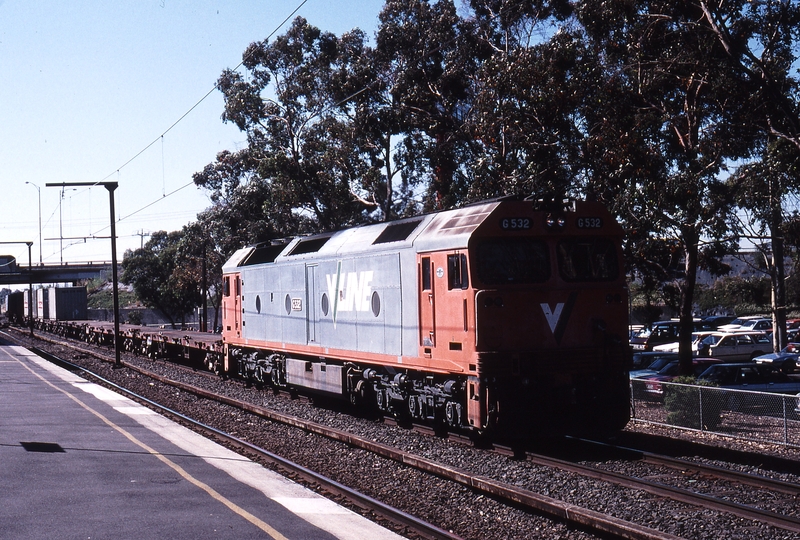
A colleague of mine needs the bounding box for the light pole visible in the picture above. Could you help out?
[24,182,42,265]
[47,182,121,367]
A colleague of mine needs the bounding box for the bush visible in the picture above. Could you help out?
[127,310,143,325]
[664,376,722,430]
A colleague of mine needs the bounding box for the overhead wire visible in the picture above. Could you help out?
[79,0,310,238]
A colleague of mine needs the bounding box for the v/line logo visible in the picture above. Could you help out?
[326,263,374,324]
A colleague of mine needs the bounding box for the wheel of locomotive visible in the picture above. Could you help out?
[445,401,461,428]
[407,395,419,418]
[375,387,387,412]
[350,379,368,407]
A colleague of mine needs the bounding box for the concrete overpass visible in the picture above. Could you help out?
[0,261,113,286]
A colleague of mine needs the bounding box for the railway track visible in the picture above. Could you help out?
[523,440,800,535]
[8,326,800,539]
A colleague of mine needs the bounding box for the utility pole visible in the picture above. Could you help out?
[47,182,121,367]
[135,229,150,249]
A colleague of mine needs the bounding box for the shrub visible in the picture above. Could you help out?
[663,376,722,430]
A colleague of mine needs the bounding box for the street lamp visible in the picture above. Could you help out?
[24,182,42,265]
[47,181,121,367]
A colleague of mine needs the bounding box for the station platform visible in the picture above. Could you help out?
[0,344,405,539]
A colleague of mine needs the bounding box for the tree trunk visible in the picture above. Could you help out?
[679,227,700,376]
[771,204,787,352]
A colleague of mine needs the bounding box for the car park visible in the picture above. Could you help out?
[639,358,725,399]
[753,343,800,373]
[696,331,770,362]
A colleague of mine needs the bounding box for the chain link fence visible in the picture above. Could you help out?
[630,379,800,447]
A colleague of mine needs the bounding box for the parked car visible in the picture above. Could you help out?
[701,315,736,329]
[629,353,680,379]
[639,358,725,399]
[696,332,771,362]
[631,351,680,370]
[651,331,716,354]
[630,320,708,351]
[717,316,771,333]
[753,343,800,373]
[697,363,800,394]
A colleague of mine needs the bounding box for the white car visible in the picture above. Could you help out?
[651,331,715,353]
[697,331,771,362]
[717,316,772,333]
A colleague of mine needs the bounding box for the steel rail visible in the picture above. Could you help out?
[571,436,800,496]
[524,445,800,534]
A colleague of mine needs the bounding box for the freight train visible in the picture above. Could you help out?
[220,196,631,439]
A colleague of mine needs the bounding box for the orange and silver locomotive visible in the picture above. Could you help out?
[221,197,630,439]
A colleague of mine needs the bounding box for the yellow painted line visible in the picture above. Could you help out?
[14,356,289,540]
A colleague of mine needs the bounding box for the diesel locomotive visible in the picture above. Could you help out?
[221,196,631,439]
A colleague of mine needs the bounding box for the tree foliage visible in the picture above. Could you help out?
[121,231,202,328]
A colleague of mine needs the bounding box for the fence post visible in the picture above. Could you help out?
[630,381,636,419]
[784,396,789,445]
[698,386,704,432]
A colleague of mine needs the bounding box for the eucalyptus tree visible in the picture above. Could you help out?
[729,141,800,350]
[193,17,382,235]
[696,0,800,151]
[121,231,202,328]
[697,0,800,350]
[574,0,760,373]
[376,0,479,210]
[177,221,226,332]
[465,1,594,200]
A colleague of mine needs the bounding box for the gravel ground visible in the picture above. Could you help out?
[11,329,800,540]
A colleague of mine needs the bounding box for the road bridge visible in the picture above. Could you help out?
[0,261,112,286]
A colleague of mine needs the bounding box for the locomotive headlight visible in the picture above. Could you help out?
[545,214,566,230]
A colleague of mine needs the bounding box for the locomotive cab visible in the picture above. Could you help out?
[415,198,630,438]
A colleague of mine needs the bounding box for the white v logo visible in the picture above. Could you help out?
[540,302,565,333]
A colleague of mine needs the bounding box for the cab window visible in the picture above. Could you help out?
[557,238,619,282]
[447,254,469,290]
[475,238,550,284]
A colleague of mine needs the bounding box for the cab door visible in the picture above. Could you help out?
[419,256,435,355]
[221,273,242,341]
[418,251,472,359]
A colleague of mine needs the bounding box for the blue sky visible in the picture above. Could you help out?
[0,0,385,265]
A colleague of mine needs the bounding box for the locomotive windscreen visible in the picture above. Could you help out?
[475,238,550,284]
[556,238,619,282]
